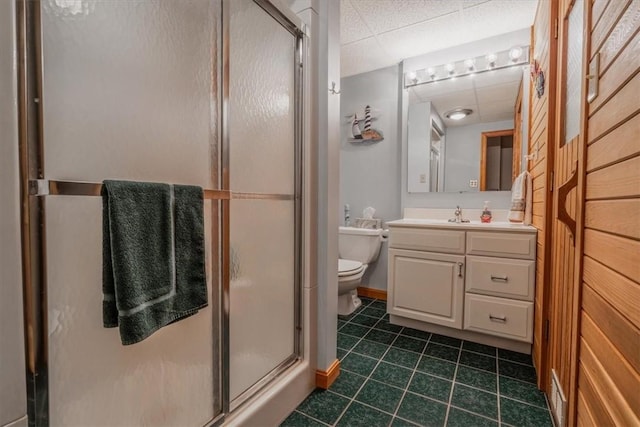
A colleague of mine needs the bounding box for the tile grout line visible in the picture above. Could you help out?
[442,339,464,426]
[330,300,550,427]
[390,331,433,423]
[332,300,405,426]
[292,410,332,426]
[496,346,502,426]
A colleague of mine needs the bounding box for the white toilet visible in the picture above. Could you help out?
[338,226,386,315]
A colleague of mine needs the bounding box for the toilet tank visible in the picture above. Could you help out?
[339,226,385,264]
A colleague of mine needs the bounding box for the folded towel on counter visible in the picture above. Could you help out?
[508,171,533,225]
[102,180,207,345]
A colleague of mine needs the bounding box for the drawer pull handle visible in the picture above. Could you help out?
[457,262,464,277]
[491,275,509,282]
[489,314,507,322]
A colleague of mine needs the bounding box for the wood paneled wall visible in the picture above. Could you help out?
[578,0,640,424]
[529,0,558,390]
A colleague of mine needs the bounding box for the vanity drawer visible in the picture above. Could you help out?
[464,294,533,342]
[465,256,535,301]
[466,232,536,260]
[389,227,465,254]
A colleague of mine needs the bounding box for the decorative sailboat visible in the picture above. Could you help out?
[351,114,363,139]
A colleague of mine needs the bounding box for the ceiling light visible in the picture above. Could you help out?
[445,108,473,120]
[509,46,523,62]
[464,59,475,71]
[485,53,497,68]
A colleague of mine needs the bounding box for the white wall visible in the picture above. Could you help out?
[0,1,28,426]
[340,65,402,291]
[296,0,341,373]
[444,119,514,192]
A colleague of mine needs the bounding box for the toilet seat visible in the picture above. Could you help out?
[338,259,364,277]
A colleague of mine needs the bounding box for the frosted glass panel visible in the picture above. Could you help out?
[228,0,298,401]
[229,199,295,400]
[40,0,220,423]
[565,0,584,143]
[229,0,296,194]
[47,198,215,426]
[41,0,217,186]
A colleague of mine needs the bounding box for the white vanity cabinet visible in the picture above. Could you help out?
[387,221,537,353]
[388,249,465,328]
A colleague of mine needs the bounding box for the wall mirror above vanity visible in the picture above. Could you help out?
[404,31,532,195]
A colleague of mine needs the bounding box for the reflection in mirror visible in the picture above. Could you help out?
[480,130,514,191]
[429,121,445,192]
[407,59,529,193]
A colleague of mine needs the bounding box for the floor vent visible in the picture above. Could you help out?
[550,370,567,427]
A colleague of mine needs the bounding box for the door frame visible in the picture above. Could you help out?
[544,0,590,425]
[479,128,515,191]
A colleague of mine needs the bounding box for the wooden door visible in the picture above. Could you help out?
[547,0,587,424]
[575,0,640,425]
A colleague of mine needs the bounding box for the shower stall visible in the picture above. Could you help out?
[16,0,311,425]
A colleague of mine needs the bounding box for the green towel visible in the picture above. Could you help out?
[102,180,207,345]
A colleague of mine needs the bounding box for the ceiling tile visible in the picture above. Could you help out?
[475,81,520,104]
[374,13,467,64]
[478,111,515,123]
[341,0,374,44]
[349,0,461,35]
[341,37,399,77]
[340,0,538,77]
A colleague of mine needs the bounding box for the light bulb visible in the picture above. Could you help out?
[427,67,436,79]
[509,46,523,62]
[485,53,497,68]
[464,59,475,71]
[407,71,417,81]
[445,63,455,75]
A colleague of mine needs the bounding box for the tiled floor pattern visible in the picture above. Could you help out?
[283,298,553,427]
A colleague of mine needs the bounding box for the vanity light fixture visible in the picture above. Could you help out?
[445,108,473,120]
[403,46,530,88]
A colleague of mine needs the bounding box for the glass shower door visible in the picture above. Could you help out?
[35,1,222,424]
[227,0,302,404]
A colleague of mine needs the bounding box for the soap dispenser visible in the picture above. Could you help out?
[480,201,492,223]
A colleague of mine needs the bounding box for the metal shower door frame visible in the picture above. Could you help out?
[16,0,307,425]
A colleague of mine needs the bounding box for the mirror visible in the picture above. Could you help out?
[406,64,528,193]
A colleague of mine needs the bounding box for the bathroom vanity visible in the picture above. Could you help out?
[386,219,537,353]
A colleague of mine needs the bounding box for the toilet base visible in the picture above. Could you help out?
[338,289,362,316]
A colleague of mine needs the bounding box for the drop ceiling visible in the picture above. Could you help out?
[341,0,538,78]
[341,0,538,128]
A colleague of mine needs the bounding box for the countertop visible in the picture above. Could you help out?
[387,218,537,233]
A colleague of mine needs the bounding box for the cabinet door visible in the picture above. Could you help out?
[388,249,465,329]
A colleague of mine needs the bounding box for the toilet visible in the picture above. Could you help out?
[338,226,386,315]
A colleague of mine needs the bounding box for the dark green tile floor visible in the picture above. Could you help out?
[282,298,553,427]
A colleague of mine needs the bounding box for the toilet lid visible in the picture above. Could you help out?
[338,259,364,276]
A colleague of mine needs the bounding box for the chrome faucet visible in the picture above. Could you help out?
[454,206,462,223]
[448,205,469,223]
